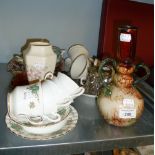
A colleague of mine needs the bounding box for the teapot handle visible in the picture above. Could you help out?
[134,63,150,84]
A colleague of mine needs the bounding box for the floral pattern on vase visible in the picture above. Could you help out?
[26,65,49,82]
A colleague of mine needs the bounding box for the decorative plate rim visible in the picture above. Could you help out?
[5,106,78,140]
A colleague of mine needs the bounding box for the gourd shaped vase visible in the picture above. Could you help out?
[23,42,57,83]
[97,58,150,127]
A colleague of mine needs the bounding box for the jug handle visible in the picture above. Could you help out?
[98,58,116,79]
[98,58,116,73]
[134,63,150,85]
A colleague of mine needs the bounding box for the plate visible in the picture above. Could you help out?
[6,106,78,140]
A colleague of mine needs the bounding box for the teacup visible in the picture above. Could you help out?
[8,82,43,121]
[70,54,88,79]
[74,59,90,86]
[41,77,73,108]
[66,44,89,79]
[8,74,68,125]
[68,44,89,60]
[52,72,85,99]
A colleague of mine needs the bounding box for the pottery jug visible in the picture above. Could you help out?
[97,58,150,127]
[23,42,57,83]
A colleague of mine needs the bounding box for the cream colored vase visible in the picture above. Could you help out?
[23,42,57,83]
[97,58,150,127]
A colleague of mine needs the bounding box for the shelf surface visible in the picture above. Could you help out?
[0,64,153,155]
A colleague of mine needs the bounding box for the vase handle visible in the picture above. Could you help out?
[134,63,150,84]
[99,58,117,72]
[98,58,116,84]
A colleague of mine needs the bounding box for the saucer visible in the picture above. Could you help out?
[6,106,78,140]
[9,106,71,127]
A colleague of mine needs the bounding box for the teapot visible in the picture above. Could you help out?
[97,58,150,127]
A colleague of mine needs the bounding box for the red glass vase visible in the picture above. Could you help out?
[117,25,137,65]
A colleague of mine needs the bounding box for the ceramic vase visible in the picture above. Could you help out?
[23,42,57,83]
